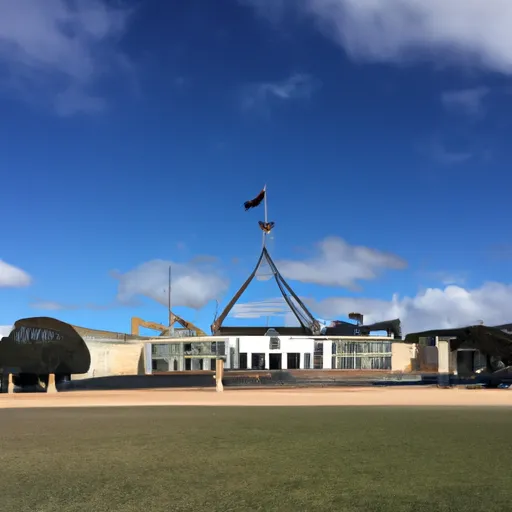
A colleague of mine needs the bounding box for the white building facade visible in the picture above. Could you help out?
[146,333,395,373]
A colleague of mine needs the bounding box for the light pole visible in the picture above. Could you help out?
[168,265,174,336]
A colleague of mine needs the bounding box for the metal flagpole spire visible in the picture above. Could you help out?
[262,184,267,249]
[168,265,174,336]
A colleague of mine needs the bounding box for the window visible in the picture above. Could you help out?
[269,337,280,350]
[333,339,392,370]
[304,353,311,369]
[314,342,323,369]
[239,353,248,370]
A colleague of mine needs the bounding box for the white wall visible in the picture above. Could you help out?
[235,336,316,370]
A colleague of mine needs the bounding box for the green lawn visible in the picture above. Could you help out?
[1,406,511,512]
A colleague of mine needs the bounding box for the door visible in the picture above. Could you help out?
[269,353,282,370]
[287,353,300,370]
[252,353,265,370]
[457,350,475,377]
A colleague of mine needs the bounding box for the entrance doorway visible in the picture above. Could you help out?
[269,353,282,370]
[287,353,300,369]
[457,350,475,376]
[252,353,265,370]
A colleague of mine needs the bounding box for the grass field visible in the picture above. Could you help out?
[1,406,511,512]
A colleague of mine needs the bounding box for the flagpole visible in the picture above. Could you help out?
[262,184,267,249]
[264,184,268,224]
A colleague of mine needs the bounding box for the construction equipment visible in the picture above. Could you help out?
[131,317,169,336]
[169,311,207,336]
[130,313,207,337]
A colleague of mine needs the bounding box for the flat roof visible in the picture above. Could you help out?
[145,334,394,344]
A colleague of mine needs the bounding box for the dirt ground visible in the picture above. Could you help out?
[0,386,510,408]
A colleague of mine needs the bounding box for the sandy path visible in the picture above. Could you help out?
[0,386,510,408]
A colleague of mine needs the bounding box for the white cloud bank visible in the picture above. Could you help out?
[233,281,512,335]
[113,258,229,310]
[276,237,406,289]
[0,325,12,337]
[0,260,32,288]
[310,282,512,334]
[0,0,132,115]
[225,235,511,334]
[232,298,291,319]
[244,0,512,75]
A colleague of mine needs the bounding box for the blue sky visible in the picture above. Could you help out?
[1,0,512,336]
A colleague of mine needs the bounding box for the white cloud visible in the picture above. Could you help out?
[243,73,320,110]
[231,298,291,319]
[0,0,132,115]
[0,260,32,288]
[113,258,229,310]
[30,299,119,311]
[230,297,310,328]
[276,237,406,289]
[310,282,512,334]
[244,0,512,75]
[441,87,490,116]
[0,325,12,337]
[30,301,68,311]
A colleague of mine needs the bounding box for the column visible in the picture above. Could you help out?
[215,359,224,392]
[47,374,57,394]
[322,342,332,369]
[437,337,450,386]
[144,343,153,375]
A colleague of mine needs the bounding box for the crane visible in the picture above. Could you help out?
[169,311,207,336]
[130,313,207,337]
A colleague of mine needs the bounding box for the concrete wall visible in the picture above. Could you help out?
[72,340,145,380]
[391,343,416,372]
[391,343,447,373]
[418,346,438,371]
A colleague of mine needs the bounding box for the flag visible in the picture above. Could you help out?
[244,186,266,210]
[258,221,275,233]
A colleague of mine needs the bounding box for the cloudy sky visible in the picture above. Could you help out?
[2,0,512,337]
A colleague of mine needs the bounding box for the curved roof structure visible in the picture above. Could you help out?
[0,317,91,375]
